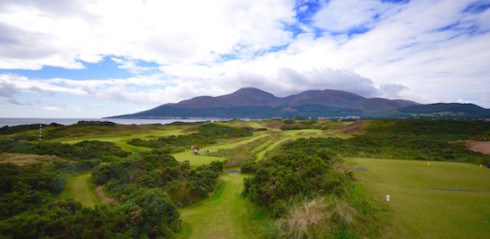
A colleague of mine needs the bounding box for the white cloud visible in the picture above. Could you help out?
[0,0,490,118]
[312,0,392,33]
[0,0,295,69]
[43,106,61,111]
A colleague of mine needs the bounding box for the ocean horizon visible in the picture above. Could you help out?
[0,118,229,127]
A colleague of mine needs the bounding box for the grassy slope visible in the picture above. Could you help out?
[53,127,186,153]
[177,173,272,239]
[172,129,328,166]
[171,133,268,167]
[63,172,100,208]
[347,158,490,239]
[255,129,327,161]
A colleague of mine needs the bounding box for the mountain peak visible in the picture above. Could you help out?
[107,87,489,119]
[233,87,275,96]
[220,87,279,106]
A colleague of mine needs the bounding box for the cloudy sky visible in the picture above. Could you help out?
[0,0,489,118]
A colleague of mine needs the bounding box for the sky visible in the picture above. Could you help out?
[0,0,489,118]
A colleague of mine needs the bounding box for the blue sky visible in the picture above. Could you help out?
[0,0,489,117]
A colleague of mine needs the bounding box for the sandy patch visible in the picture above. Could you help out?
[467,141,490,155]
[340,121,365,134]
[95,186,116,205]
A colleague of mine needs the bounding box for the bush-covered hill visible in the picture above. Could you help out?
[127,123,253,151]
[283,120,490,164]
[0,149,223,238]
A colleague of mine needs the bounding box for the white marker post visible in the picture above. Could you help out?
[386,194,390,202]
[39,124,42,141]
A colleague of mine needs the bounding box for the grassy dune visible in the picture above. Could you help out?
[348,158,490,239]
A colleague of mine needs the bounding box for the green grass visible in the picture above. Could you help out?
[172,133,268,167]
[209,133,268,151]
[255,138,288,161]
[52,127,187,153]
[171,129,321,166]
[172,151,225,167]
[347,158,490,239]
[281,129,325,138]
[63,172,100,208]
[254,129,325,161]
[176,173,274,239]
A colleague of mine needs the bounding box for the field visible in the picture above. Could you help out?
[347,158,490,239]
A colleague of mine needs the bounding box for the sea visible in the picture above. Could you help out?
[0,118,230,128]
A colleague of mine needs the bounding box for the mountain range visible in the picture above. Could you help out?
[110,88,490,119]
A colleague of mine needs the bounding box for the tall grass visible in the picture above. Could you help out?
[275,197,363,239]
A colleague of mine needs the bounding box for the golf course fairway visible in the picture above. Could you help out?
[177,173,269,239]
[348,158,490,239]
[64,172,99,208]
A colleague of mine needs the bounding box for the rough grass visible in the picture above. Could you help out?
[0,153,62,166]
[347,158,490,239]
[63,172,100,208]
[176,173,274,239]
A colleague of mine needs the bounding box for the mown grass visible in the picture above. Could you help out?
[347,158,490,239]
[63,172,100,208]
[172,151,225,167]
[176,173,274,239]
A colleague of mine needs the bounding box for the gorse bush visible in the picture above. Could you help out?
[243,151,350,215]
[0,163,65,220]
[92,150,223,206]
[0,150,214,238]
[0,139,129,161]
[244,136,380,238]
[284,120,490,164]
[0,189,180,239]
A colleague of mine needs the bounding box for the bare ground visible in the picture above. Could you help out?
[466,141,490,155]
[340,121,365,134]
[0,153,60,166]
[95,186,116,205]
